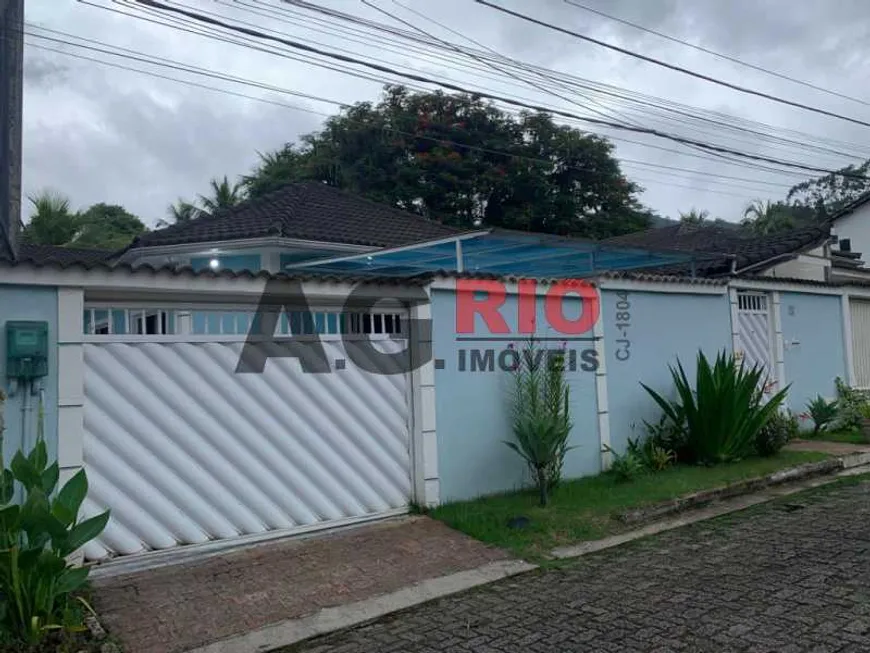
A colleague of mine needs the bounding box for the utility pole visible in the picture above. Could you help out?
[0,0,23,259]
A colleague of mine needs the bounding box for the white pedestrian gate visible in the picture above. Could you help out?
[79,305,412,561]
[735,291,775,382]
[850,298,870,389]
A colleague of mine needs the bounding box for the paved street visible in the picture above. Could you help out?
[294,479,870,653]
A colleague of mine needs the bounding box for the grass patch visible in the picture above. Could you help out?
[805,429,869,445]
[431,450,829,561]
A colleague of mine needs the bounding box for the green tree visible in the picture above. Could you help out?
[741,199,796,235]
[242,86,651,237]
[22,191,79,246]
[76,203,146,249]
[22,191,146,250]
[786,160,870,220]
[165,198,201,225]
[198,176,244,215]
[678,208,709,225]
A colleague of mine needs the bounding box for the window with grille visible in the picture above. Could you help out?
[737,292,768,313]
[84,307,403,337]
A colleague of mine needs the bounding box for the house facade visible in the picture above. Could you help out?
[2,185,869,567]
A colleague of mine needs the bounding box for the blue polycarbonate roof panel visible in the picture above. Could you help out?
[288,230,713,278]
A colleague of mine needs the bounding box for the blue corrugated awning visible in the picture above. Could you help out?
[287,229,716,278]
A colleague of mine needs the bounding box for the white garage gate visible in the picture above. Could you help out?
[79,304,412,562]
[850,298,870,389]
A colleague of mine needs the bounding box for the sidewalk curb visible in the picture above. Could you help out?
[184,559,537,653]
[551,463,870,560]
[616,458,842,525]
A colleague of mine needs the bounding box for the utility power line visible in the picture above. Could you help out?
[367,0,852,176]
[73,1,828,178]
[562,0,870,109]
[273,0,868,161]
[23,27,793,196]
[111,0,870,179]
[361,0,639,126]
[28,42,781,204]
[476,0,870,130]
[96,0,870,165]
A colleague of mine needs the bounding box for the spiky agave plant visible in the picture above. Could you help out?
[642,351,789,464]
[505,342,573,506]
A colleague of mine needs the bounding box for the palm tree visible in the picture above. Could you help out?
[22,191,80,245]
[742,200,794,235]
[679,208,709,226]
[163,198,201,226]
[198,176,244,215]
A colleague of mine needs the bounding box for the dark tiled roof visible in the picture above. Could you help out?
[4,243,119,266]
[607,222,750,253]
[133,182,462,249]
[606,223,830,276]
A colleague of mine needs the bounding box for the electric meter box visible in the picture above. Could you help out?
[5,321,49,380]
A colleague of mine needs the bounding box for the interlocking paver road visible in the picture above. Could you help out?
[294,480,870,652]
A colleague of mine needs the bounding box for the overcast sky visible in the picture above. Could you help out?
[22,0,870,228]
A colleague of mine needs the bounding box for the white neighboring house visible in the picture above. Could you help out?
[829,193,870,387]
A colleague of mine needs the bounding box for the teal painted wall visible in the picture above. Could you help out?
[603,290,733,454]
[190,254,261,272]
[780,292,846,411]
[0,286,59,464]
[431,288,599,502]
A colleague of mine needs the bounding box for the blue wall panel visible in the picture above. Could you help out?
[780,292,846,411]
[603,290,732,454]
[0,286,59,464]
[431,288,599,502]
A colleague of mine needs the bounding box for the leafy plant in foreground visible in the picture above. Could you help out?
[806,395,838,434]
[642,351,789,464]
[505,342,573,506]
[0,395,110,645]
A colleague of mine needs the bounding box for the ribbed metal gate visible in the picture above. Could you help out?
[79,305,412,561]
[735,291,775,380]
[850,299,870,389]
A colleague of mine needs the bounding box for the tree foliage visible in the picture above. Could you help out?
[22,191,146,250]
[76,203,147,249]
[22,192,78,246]
[740,200,796,235]
[678,208,709,225]
[198,176,245,215]
[243,86,652,237]
[165,198,202,225]
[787,160,870,220]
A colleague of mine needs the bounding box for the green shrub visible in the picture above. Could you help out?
[832,378,870,431]
[626,435,675,472]
[756,410,799,456]
[0,396,109,645]
[642,351,789,464]
[505,342,573,506]
[644,413,689,463]
[603,445,645,483]
[805,395,838,434]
